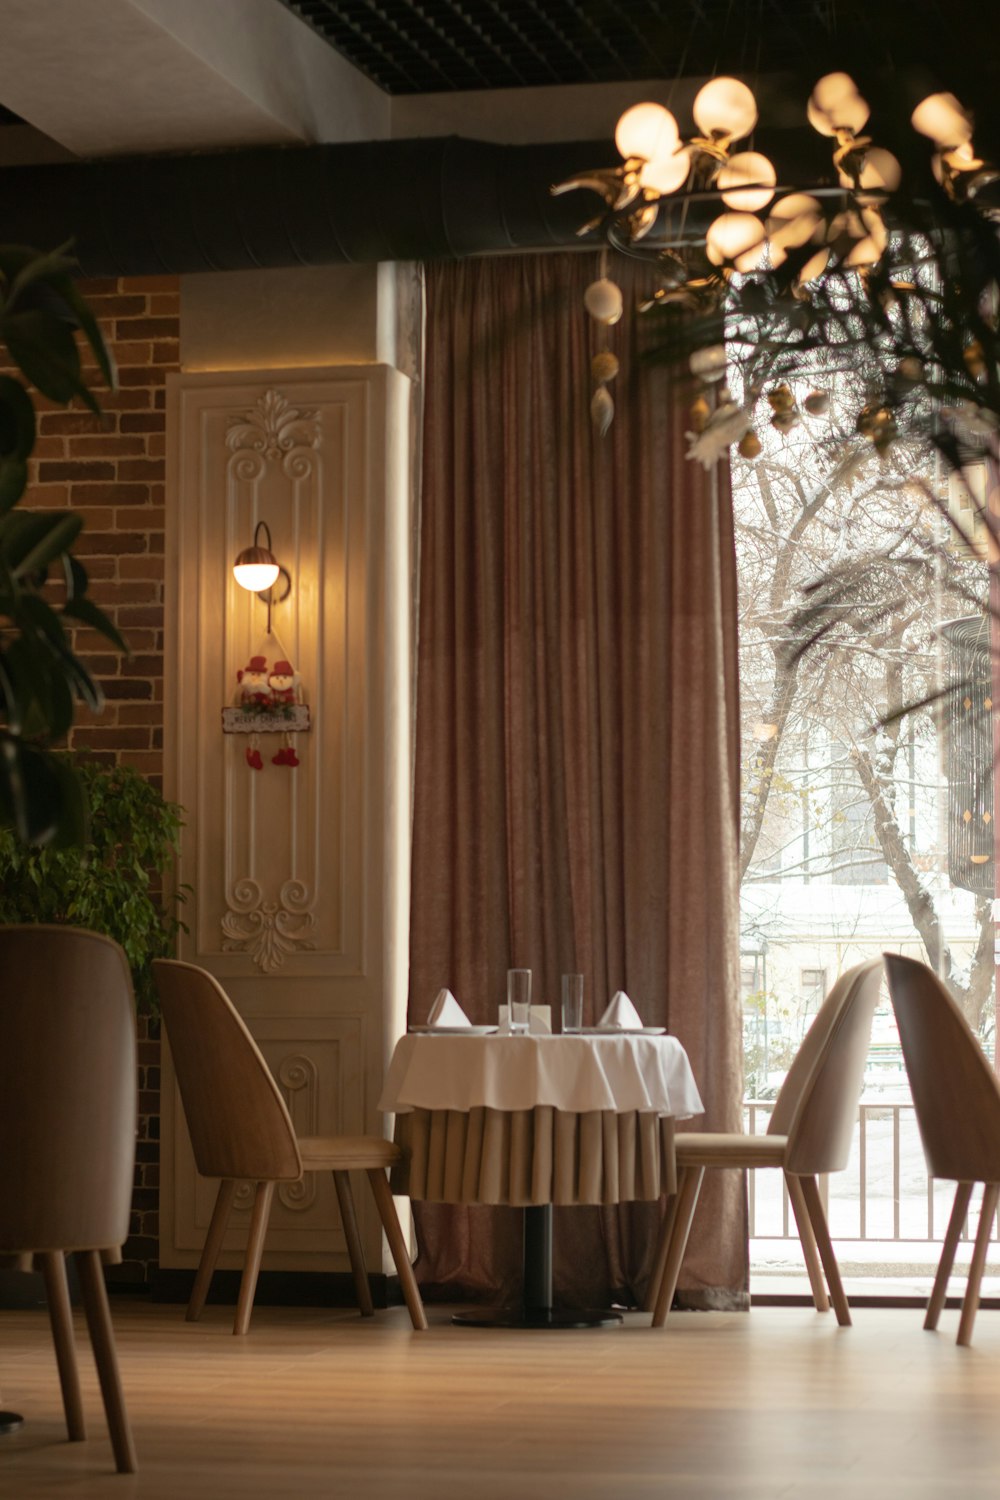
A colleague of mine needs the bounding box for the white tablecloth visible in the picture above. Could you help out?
[378,1033,704,1206]
[378,1033,704,1118]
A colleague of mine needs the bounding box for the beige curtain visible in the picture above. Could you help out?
[409,251,746,1309]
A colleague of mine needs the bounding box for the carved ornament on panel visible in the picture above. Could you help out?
[226,388,321,462]
[221,878,316,973]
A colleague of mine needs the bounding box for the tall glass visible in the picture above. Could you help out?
[561,973,584,1033]
[507,968,532,1034]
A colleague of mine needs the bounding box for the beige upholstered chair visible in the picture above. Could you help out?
[0,925,138,1473]
[153,959,427,1335]
[884,952,1000,1347]
[650,958,883,1327]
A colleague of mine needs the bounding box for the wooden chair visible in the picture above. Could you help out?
[152,959,427,1335]
[0,925,138,1473]
[883,952,1000,1347]
[650,958,883,1327]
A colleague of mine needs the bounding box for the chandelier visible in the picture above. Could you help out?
[554,74,997,454]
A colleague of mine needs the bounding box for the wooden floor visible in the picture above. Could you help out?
[3,1299,1000,1498]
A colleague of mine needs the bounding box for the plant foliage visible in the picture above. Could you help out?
[0,243,124,846]
[0,759,186,1010]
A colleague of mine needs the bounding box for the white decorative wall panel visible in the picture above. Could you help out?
[162,365,411,1273]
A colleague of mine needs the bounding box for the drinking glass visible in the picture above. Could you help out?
[561,973,584,1033]
[507,968,532,1034]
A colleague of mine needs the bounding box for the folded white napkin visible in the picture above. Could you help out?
[427,987,471,1027]
[598,990,644,1030]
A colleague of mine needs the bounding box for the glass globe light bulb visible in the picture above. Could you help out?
[766,194,823,250]
[693,77,757,141]
[807,72,870,137]
[705,212,766,267]
[234,558,280,592]
[638,146,691,195]
[838,147,902,194]
[717,151,777,211]
[583,278,624,325]
[911,92,973,147]
[615,102,680,162]
[797,247,831,284]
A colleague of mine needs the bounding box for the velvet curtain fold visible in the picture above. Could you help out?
[408,251,747,1309]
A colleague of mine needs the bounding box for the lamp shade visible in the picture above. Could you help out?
[615,102,679,162]
[693,77,757,141]
[807,73,869,137]
[706,212,766,270]
[639,146,691,195]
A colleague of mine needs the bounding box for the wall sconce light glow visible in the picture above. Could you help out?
[615,102,679,162]
[693,77,758,141]
[234,520,281,592]
[807,73,870,137]
[706,212,766,270]
[233,520,290,632]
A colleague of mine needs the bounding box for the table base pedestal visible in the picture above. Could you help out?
[450,1204,623,1330]
[452,1306,622,1328]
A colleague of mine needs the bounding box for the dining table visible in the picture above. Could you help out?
[378,1028,704,1327]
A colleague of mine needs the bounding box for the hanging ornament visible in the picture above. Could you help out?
[591,349,620,383]
[583,278,624,324]
[591,385,615,435]
[803,390,831,416]
[738,429,762,459]
[689,394,711,433]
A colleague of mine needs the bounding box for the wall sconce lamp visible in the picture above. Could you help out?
[233,520,291,632]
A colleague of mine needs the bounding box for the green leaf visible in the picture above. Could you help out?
[2,308,96,411]
[0,374,37,460]
[62,594,129,654]
[9,511,82,577]
[0,456,28,514]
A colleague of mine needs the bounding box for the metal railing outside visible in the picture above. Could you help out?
[745,1099,1000,1244]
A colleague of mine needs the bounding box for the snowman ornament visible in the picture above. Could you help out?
[268,659,302,767]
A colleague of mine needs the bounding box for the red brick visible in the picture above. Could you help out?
[74,531,147,556]
[88,581,160,606]
[72,726,150,750]
[151,341,180,366]
[24,484,70,506]
[120,413,165,434]
[118,605,163,627]
[119,367,166,388]
[33,436,67,459]
[118,556,165,581]
[147,434,166,457]
[118,317,177,339]
[99,390,153,411]
[74,507,115,529]
[118,704,162,725]
[120,750,162,775]
[116,459,164,481]
[108,341,152,365]
[88,295,148,318]
[77,654,121,676]
[67,436,145,457]
[38,460,115,481]
[149,294,179,315]
[70,483,150,506]
[38,411,114,435]
[98,677,154,700]
[121,275,178,292]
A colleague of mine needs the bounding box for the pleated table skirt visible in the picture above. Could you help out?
[391,1107,677,1207]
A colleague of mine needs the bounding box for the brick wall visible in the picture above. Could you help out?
[25,274,179,1284]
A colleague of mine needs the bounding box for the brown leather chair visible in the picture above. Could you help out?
[650,958,883,1327]
[884,952,1000,1346]
[0,925,138,1473]
[153,958,427,1334]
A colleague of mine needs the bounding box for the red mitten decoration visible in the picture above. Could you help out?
[271,747,289,766]
[284,747,300,768]
[245,747,263,770]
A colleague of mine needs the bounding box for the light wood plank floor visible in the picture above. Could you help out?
[3,1299,1000,1498]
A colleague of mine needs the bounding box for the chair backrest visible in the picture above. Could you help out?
[769,958,883,1176]
[884,952,1000,1183]
[0,925,137,1254]
[153,959,302,1181]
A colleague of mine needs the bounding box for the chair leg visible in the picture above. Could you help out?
[75,1250,137,1475]
[332,1171,374,1317]
[786,1173,830,1314]
[799,1175,851,1327]
[926,1181,973,1332]
[39,1251,85,1441]
[644,1190,681,1313]
[651,1166,705,1328]
[234,1181,275,1336]
[366,1169,428,1331]
[188,1178,237,1323]
[957,1182,999,1348]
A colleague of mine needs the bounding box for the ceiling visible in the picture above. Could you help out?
[278,0,990,98]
